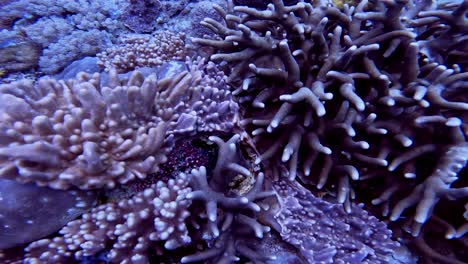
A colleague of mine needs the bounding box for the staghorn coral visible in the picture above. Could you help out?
[192,0,467,261]
[97,31,187,73]
[182,166,276,264]
[176,134,276,263]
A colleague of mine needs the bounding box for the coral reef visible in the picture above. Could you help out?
[192,0,467,261]
[23,171,192,263]
[121,0,162,33]
[0,0,124,74]
[0,69,171,190]
[97,31,186,73]
[272,176,405,263]
[0,0,467,263]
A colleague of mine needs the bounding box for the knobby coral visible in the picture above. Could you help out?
[0,57,238,190]
[0,69,171,190]
[97,31,187,73]
[24,171,192,263]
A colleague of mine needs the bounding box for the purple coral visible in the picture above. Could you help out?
[23,171,192,263]
[0,70,171,190]
[272,177,403,264]
[192,0,467,214]
[0,56,238,190]
[192,0,467,261]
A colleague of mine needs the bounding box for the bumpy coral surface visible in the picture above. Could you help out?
[97,31,186,73]
[0,0,124,73]
[23,172,192,263]
[0,57,237,190]
[273,177,402,264]
[0,70,171,190]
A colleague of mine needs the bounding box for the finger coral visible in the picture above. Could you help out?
[23,171,193,263]
[0,70,171,190]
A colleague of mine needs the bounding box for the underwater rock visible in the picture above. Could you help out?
[0,36,40,72]
[53,56,100,80]
[0,179,96,249]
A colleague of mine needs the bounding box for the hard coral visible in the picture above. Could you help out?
[0,57,238,190]
[182,134,277,263]
[0,70,171,190]
[192,0,467,260]
[97,31,186,73]
[24,171,192,263]
[273,176,403,264]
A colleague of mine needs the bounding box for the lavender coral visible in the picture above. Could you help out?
[272,176,403,264]
[97,31,186,73]
[192,0,467,261]
[0,56,238,190]
[0,70,171,190]
[23,171,192,263]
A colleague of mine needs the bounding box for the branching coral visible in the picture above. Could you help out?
[192,0,467,260]
[182,166,276,263]
[1,0,467,263]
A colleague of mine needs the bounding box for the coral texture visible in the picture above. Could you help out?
[23,172,192,263]
[121,0,162,33]
[97,31,186,73]
[0,70,171,190]
[0,57,237,190]
[0,0,123,73]
[193,0,467,231]
[272,176,403,264]
[0,0,467,263]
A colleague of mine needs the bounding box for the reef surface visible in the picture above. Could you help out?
[0,0,467,263]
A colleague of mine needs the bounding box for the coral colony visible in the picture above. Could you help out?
[0,0,467,263]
